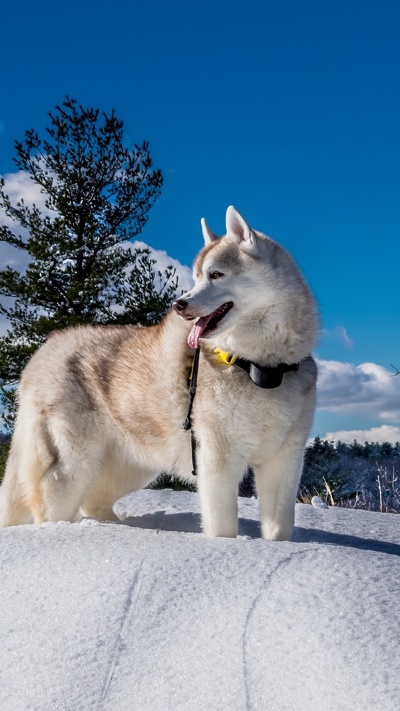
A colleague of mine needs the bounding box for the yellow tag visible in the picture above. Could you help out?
[213,349,237,365]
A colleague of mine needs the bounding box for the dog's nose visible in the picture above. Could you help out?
[172,299,188,313]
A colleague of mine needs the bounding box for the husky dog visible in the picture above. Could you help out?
[0,207,318,539]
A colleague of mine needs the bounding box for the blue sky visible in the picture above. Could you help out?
[1,0,400,442]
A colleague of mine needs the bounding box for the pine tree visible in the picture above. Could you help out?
[0,97,177,429]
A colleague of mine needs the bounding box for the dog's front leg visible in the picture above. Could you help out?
[254,438,305,541]
[195,443,245,538]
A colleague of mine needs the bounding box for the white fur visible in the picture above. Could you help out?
[0,206,319,540]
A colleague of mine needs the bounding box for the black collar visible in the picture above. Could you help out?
[233,358,299,389]
[212,348,300,389]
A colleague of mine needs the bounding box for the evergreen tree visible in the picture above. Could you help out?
[0,97,177,428]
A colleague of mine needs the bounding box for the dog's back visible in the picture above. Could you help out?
[0,318,194,526]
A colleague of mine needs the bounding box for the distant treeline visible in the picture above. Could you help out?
[299,436,400,513]
[154,436,400,514]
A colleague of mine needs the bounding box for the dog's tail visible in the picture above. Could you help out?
[0,413,41,527]
[0,449,28,527]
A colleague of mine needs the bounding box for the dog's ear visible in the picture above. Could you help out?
[201,218,218,245]
[226,206,259,256]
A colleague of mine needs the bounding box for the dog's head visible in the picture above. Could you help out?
[173,206,319,365]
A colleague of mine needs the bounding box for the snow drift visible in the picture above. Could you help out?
[0,490,399,711]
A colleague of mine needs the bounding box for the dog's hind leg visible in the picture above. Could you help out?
[80,457,157,522]
[0,405,47,527]
[11,414,104,525]
[35,432,105,525]
[0,444,33,527]
[80,477,120,522]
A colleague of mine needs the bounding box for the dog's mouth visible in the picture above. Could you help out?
[188,302,233,349]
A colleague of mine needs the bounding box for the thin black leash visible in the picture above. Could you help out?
[183,346,200,476]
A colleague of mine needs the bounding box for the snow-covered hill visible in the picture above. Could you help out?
[0,490,399,711]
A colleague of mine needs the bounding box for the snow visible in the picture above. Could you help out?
[0,489,399,711]
[59,258,76,272]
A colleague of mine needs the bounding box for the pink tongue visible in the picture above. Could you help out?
[188,315,212,349]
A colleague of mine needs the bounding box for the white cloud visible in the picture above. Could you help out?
[131,240,193,293]
[0,171,53,336]
[316,359,400,422]
[0,169,52,273]
[0,169,52,225]
[1,169,49,211]
[321,424,400,445]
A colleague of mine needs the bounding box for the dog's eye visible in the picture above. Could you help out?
[209,271,224,280]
